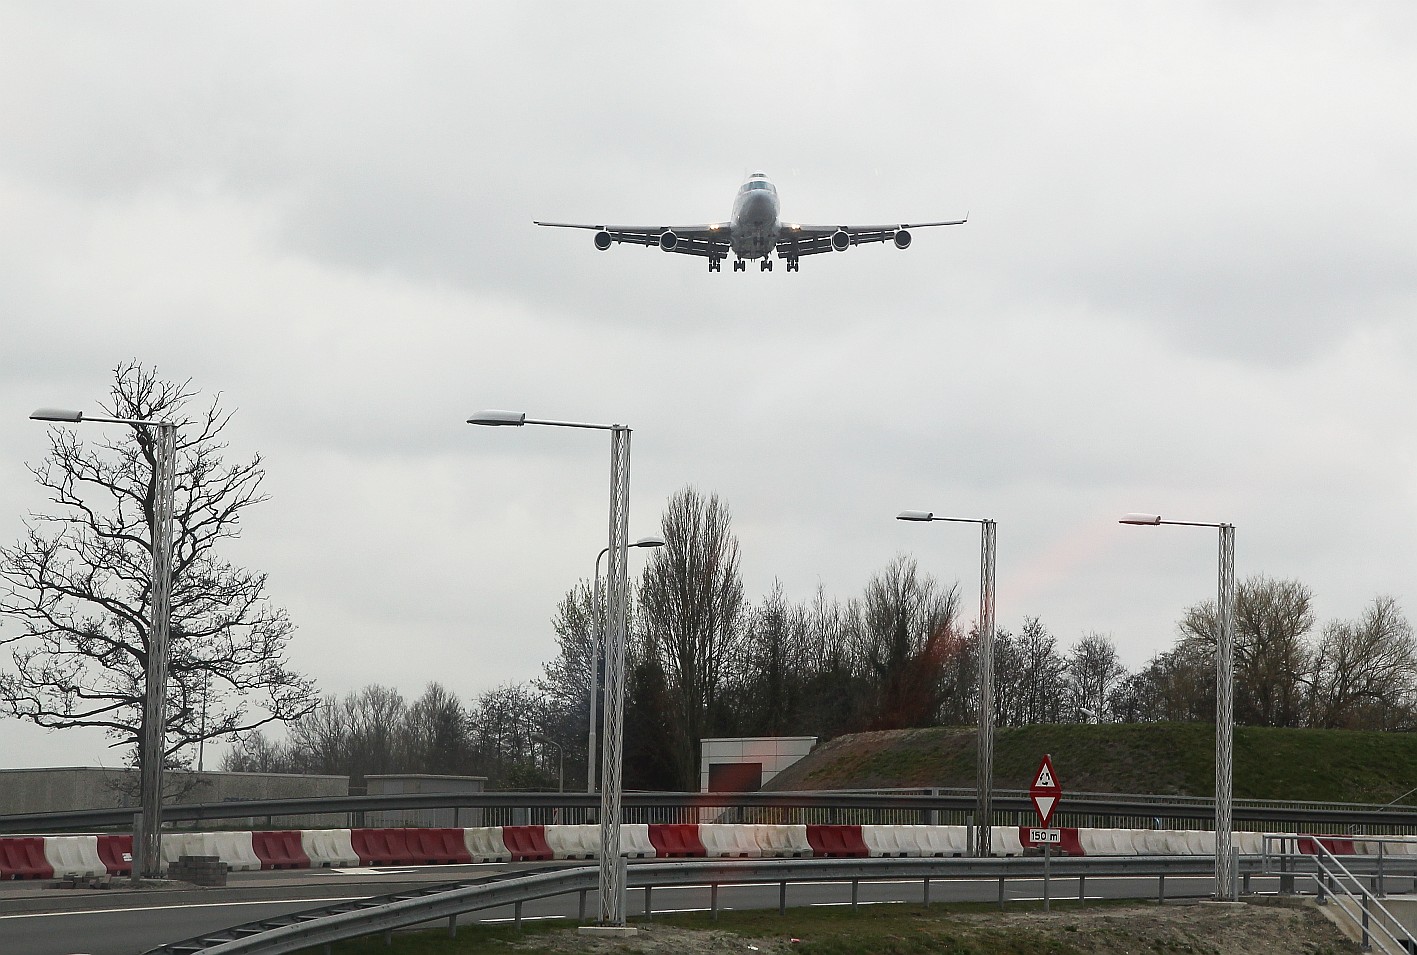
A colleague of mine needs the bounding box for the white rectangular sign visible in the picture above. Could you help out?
[1029,828,1062,844]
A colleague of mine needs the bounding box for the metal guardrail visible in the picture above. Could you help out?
[144,854,1259,955]
[1301,837,1417,954]
[11,789,1417,834]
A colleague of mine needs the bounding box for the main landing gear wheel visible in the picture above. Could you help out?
[733,259,746,272]
[760,258,773,272]
[708,257,722,273]
[786,257,800,272]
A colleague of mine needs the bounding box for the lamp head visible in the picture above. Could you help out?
[467,410,527,427]
[633,535,666,549]
[1119,513,1162,525]
[896,510,934,522]
[30,408,84,423]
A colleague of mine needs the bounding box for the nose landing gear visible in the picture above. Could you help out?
[708,256,722,273]
[760,258,773,272]
[733,259,746,272]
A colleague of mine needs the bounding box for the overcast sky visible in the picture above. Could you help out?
[2,3,1415,769]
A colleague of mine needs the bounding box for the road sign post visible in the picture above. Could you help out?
[1030,754,1063,912]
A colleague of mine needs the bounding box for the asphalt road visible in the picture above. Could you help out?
[1,864,1282,955]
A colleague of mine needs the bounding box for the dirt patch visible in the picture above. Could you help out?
[508,899,1358,954]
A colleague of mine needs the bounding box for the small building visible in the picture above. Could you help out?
[699,737,817,793]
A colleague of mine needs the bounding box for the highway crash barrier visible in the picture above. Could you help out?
[753,823,812,858]
[700,823,763,858]
[251,830,311,870]
[620,823,657,858]
[96,834,133,876]
[301,829,360,868]
[806,824,870,858]
[0,836,55,880]
[463,826,511,862]
[544,824,599,860]
[648,824,706,858]
[501,825,554,862]
[42,835,106,878]
[862,825,919,858]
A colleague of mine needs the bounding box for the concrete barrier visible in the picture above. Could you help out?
[464,827,510,862]
[545,825,599,860]
[42,835,105,878]
[301,829,359,867]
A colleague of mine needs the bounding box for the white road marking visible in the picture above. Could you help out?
[0,896,368,921]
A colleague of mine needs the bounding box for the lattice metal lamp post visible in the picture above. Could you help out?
[1120,512,1236,901]
[31,407,177,882]
[897,509,997,858]
[468,410,635,929]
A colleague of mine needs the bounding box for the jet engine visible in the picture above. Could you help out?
[830,229,850,252]
[893,230,912,250]
[658,230,679,251]
[594,231,613,251]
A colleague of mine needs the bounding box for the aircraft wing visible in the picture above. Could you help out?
[775,217,967,256]
[534,220,732,258]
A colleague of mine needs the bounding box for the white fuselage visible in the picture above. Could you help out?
[729,176,780,259]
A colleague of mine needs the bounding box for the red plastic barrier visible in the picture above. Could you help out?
[96,834,132,876]
[1298,835,1358,856]
[407,828,472,865]
[501,825,553,862]
[0,837,55,880]
[352,828,418,866]
[251,830,311,870]
[648,824,706,858]
[1018,826,1085,856]
[805,825,869,858]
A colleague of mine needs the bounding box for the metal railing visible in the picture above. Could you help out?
[144,853,1253,955]
[12,789,1417,835]
[1305,837,1417,954]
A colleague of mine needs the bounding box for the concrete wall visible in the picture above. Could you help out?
[699,737,817,793]
[0,767,349,828]
[363,774,487,828]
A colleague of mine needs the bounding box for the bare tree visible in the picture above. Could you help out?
[1179,576,1315,727]
[636,487,746,790]
[1310,596,1417,730]
[1063,632,1126,721]
[0,362,317,778]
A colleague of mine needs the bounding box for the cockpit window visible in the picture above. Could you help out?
[744,179,776,192]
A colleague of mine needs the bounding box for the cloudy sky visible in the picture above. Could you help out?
[2,3,1414,769]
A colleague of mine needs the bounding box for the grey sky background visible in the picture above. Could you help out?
[2,3,1414,768]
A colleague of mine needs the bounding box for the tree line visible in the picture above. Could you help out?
[227,486,1417,791]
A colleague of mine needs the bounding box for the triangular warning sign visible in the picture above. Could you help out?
[1033,795,1056,820]
[1034,764,1055,789]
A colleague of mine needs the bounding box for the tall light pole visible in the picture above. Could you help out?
[1120,512,1236,901]
[30,407,176,883]
[588,535,663,795]
[532,734,565,794]
[468,409,635,931]
[897,510,997,858]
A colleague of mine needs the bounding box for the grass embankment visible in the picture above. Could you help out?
[297,900,1357,954]
[767,723,1417,803]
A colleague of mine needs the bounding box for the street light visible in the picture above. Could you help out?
[588,535,664,795]
[468,409,635,932]
[1119,511,1236,901]
[30,407,177,883]
[532,735,565,794]
[897,509,997,858]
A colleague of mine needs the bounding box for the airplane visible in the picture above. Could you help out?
[534,172,966,273]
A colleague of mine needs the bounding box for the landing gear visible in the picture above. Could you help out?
[733,258,746,272]
[785,256,800,272]
[760,257,773,272]
[708,256,722,273]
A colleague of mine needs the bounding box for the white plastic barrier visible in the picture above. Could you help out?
[463,827,510,863]
[301,829,359,868]
[913,825,967,857]
[700,823,761,858]
[43,835,105,878]
[861,825,914,858]
[544,825,599,860]
[620,824,656,859]
[752,824,811,858]
[1186,830,1216,855]
[160,831,208,870]
[1234,831,1264,855]
[207,831,261,872]
[1079,828,1135,855]
[990,826,1024,857]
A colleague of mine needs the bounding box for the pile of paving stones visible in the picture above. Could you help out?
[167,854,228,887]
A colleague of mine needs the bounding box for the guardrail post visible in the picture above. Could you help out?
[1280,837,1295,894]
[1079,874,1085,903]
[779,882,787,915]
[711,883,719,921]
[447,914,457,938]
[579,889,587,922]
[924,876,931,906]
[1378,841,1387,898]
[515,900,523,927]
[645,885,652,918]
[1158,874,1165,903]
[851,879,859,909]
[999,875,1006,909]
[384,928,392,946]
[1361,892,1370,949]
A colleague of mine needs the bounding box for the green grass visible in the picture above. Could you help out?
[785,723,1417,804]
[296,901,1134,955]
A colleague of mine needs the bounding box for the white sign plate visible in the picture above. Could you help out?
[1029,828,1062,844]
